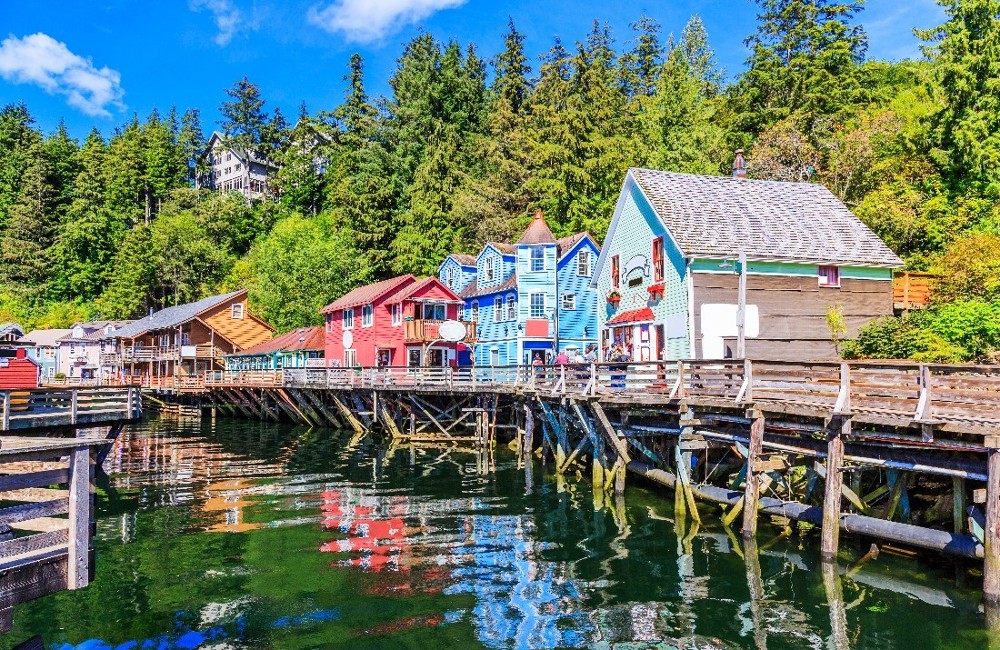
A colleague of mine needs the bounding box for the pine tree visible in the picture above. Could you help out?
[918,0,1000,186]
[42,120,81,222]
[679,15,724,97]
[620,16,664,100]
[218,76,269,150]
[0,142,57,290]
[104,116,146,227]
[142,109,185,220]
[733,0,868,136]
[177,108,206,183]
[0,103,42,232]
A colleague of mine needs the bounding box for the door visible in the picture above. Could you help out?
[408,348,421,367]
[490,348,500,367]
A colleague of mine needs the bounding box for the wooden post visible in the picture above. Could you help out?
[70,389,79,426]
[985,446,1000,605]
[592,421,606,491]
[67,445,91,589]
[821,416,849,561]
[954,476,967,534]
[1,391,9,431]
[741,409,765,539]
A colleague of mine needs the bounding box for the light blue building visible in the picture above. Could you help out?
[439,211,600,366]
[21,328,71,381]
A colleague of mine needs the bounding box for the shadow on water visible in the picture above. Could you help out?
[0,416,995,649]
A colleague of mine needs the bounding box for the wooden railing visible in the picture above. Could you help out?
[403,320,476,343]
[205,371,283,387]
[0,437,109,628]
[211,360,1000,433]
[894,272,936,310]
[0,387,142,431]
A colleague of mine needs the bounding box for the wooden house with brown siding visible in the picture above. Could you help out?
[110,290,273,381]
[593,164,904,361]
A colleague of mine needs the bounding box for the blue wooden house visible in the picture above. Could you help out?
[439,211,600,366]
[591,163,902,361]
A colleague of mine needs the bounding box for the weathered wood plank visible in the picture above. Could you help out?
[0,530,68,559]
[0,499,69,525]
[0,469,69,492]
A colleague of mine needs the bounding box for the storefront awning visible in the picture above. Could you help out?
[607,307,654,326]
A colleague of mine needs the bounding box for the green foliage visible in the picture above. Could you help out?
[826,304,847,353]
[232,214,368,330]
[930,232,1000,302]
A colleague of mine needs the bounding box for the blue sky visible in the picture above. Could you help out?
[0,0,946,139]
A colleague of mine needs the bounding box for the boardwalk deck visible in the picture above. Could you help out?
[0,387,140,637]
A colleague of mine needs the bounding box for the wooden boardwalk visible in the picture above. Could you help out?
[151,360,1000,604]
[0,387,141,636]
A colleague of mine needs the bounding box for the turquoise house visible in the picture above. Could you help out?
[224,326,324,371]
[439,211,601,366]
[592,165,903,361]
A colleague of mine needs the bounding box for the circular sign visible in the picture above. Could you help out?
[342,330,354,349]
[438,320,467,342]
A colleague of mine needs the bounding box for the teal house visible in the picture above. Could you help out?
[592,162,903,361]
[439,211,601,366]
[224,326,324,371]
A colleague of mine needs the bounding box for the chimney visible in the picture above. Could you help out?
[148,307,154,320]
[732,149,747,179]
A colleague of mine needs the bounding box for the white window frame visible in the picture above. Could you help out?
[231,303,244,319]
[494,297,503,321]
[471,300,479,323]
[391,303,402,326]
[361,304,374,328]
[490,348,500,367]
[484,257,495,282]
[506,295,516,322]
[562,293,577,310]
[344,349,357,367]
[577,250,590,276]
[447,267,455,287]
[530,293,545,318]
[818,265,841,288]
[342,308,354,329]
[326,316,334,333]
[530,247,544,272]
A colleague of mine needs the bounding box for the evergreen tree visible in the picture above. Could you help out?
[98,225,159,318]
[177,108,206,183]
[218,77,269,150]
[679,15,724,97]
[42,120,81,222]
[620,16,664,99]
[733,0,868,136]
[104,116,146,227]
[918,0,1000,185]
[0,103,42,232]
[0,142,57,290]
[142,109,185,220]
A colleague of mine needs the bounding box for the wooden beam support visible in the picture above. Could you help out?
[741,409,765,539]
[821,415,849,562]
[66,446,90,589]
[985,446,1000,605]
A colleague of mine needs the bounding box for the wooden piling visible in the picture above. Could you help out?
[66,446,90,589]
[985,446,1000,605]
[821,416,849,561]
[741,409,765,539]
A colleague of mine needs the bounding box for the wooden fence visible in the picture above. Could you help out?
[0,387,142,432]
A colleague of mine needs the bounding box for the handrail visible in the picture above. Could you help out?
[197,359,1000,432]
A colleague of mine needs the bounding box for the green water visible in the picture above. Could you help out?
[0,416,993,649]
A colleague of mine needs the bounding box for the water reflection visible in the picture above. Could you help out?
[0,418,993,649]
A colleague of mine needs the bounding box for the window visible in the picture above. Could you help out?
[611,255,620,289]
[446,268,455,287]
[391,303,402,326]
[326,316,333,333]
[494,297,503,320]
[342,308,354,329]
[231,303,244,319]
[530,293,545,318]
[652,237,665,282]
[484,257,495,282]
[530,247,544,272]
[423,303,446,320]
[490,349,500,366]
[506,295,516,321]
[471,300,479,323]
[235,163,241,171]
[819,265,840,287]
[362,304,374,327]
[344,349,357,367]
[577,250,590,276]
[226,152,232,162]
[562,293,577,310]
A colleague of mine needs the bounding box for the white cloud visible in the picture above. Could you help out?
[308,0,467,44]
[191,0,251,46]
[0,33,125,117]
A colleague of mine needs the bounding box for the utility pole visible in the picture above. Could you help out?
[736,250,747,358]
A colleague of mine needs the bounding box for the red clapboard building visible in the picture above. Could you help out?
[0,348,39,389]
[321,275,471,368]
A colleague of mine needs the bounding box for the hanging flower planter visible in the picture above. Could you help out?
[647,283,665,299]
[606,290,621,305]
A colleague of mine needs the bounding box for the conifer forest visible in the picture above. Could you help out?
[2,0,1000,361]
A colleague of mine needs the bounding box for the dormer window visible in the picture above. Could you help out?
[231,304,244,319]
[530,247,544,272]
[446,267,455,287]
[484,257,495,282]
[577,250,590,276]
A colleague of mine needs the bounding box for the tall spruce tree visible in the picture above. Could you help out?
[0,142,57,290]
[918,0,1000,186]
[0,103,41,232]
[218,77,269,150]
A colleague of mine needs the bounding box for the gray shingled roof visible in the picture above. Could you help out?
[112,291,247,339]
[629,168,903,267]
[459,273,518,299]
